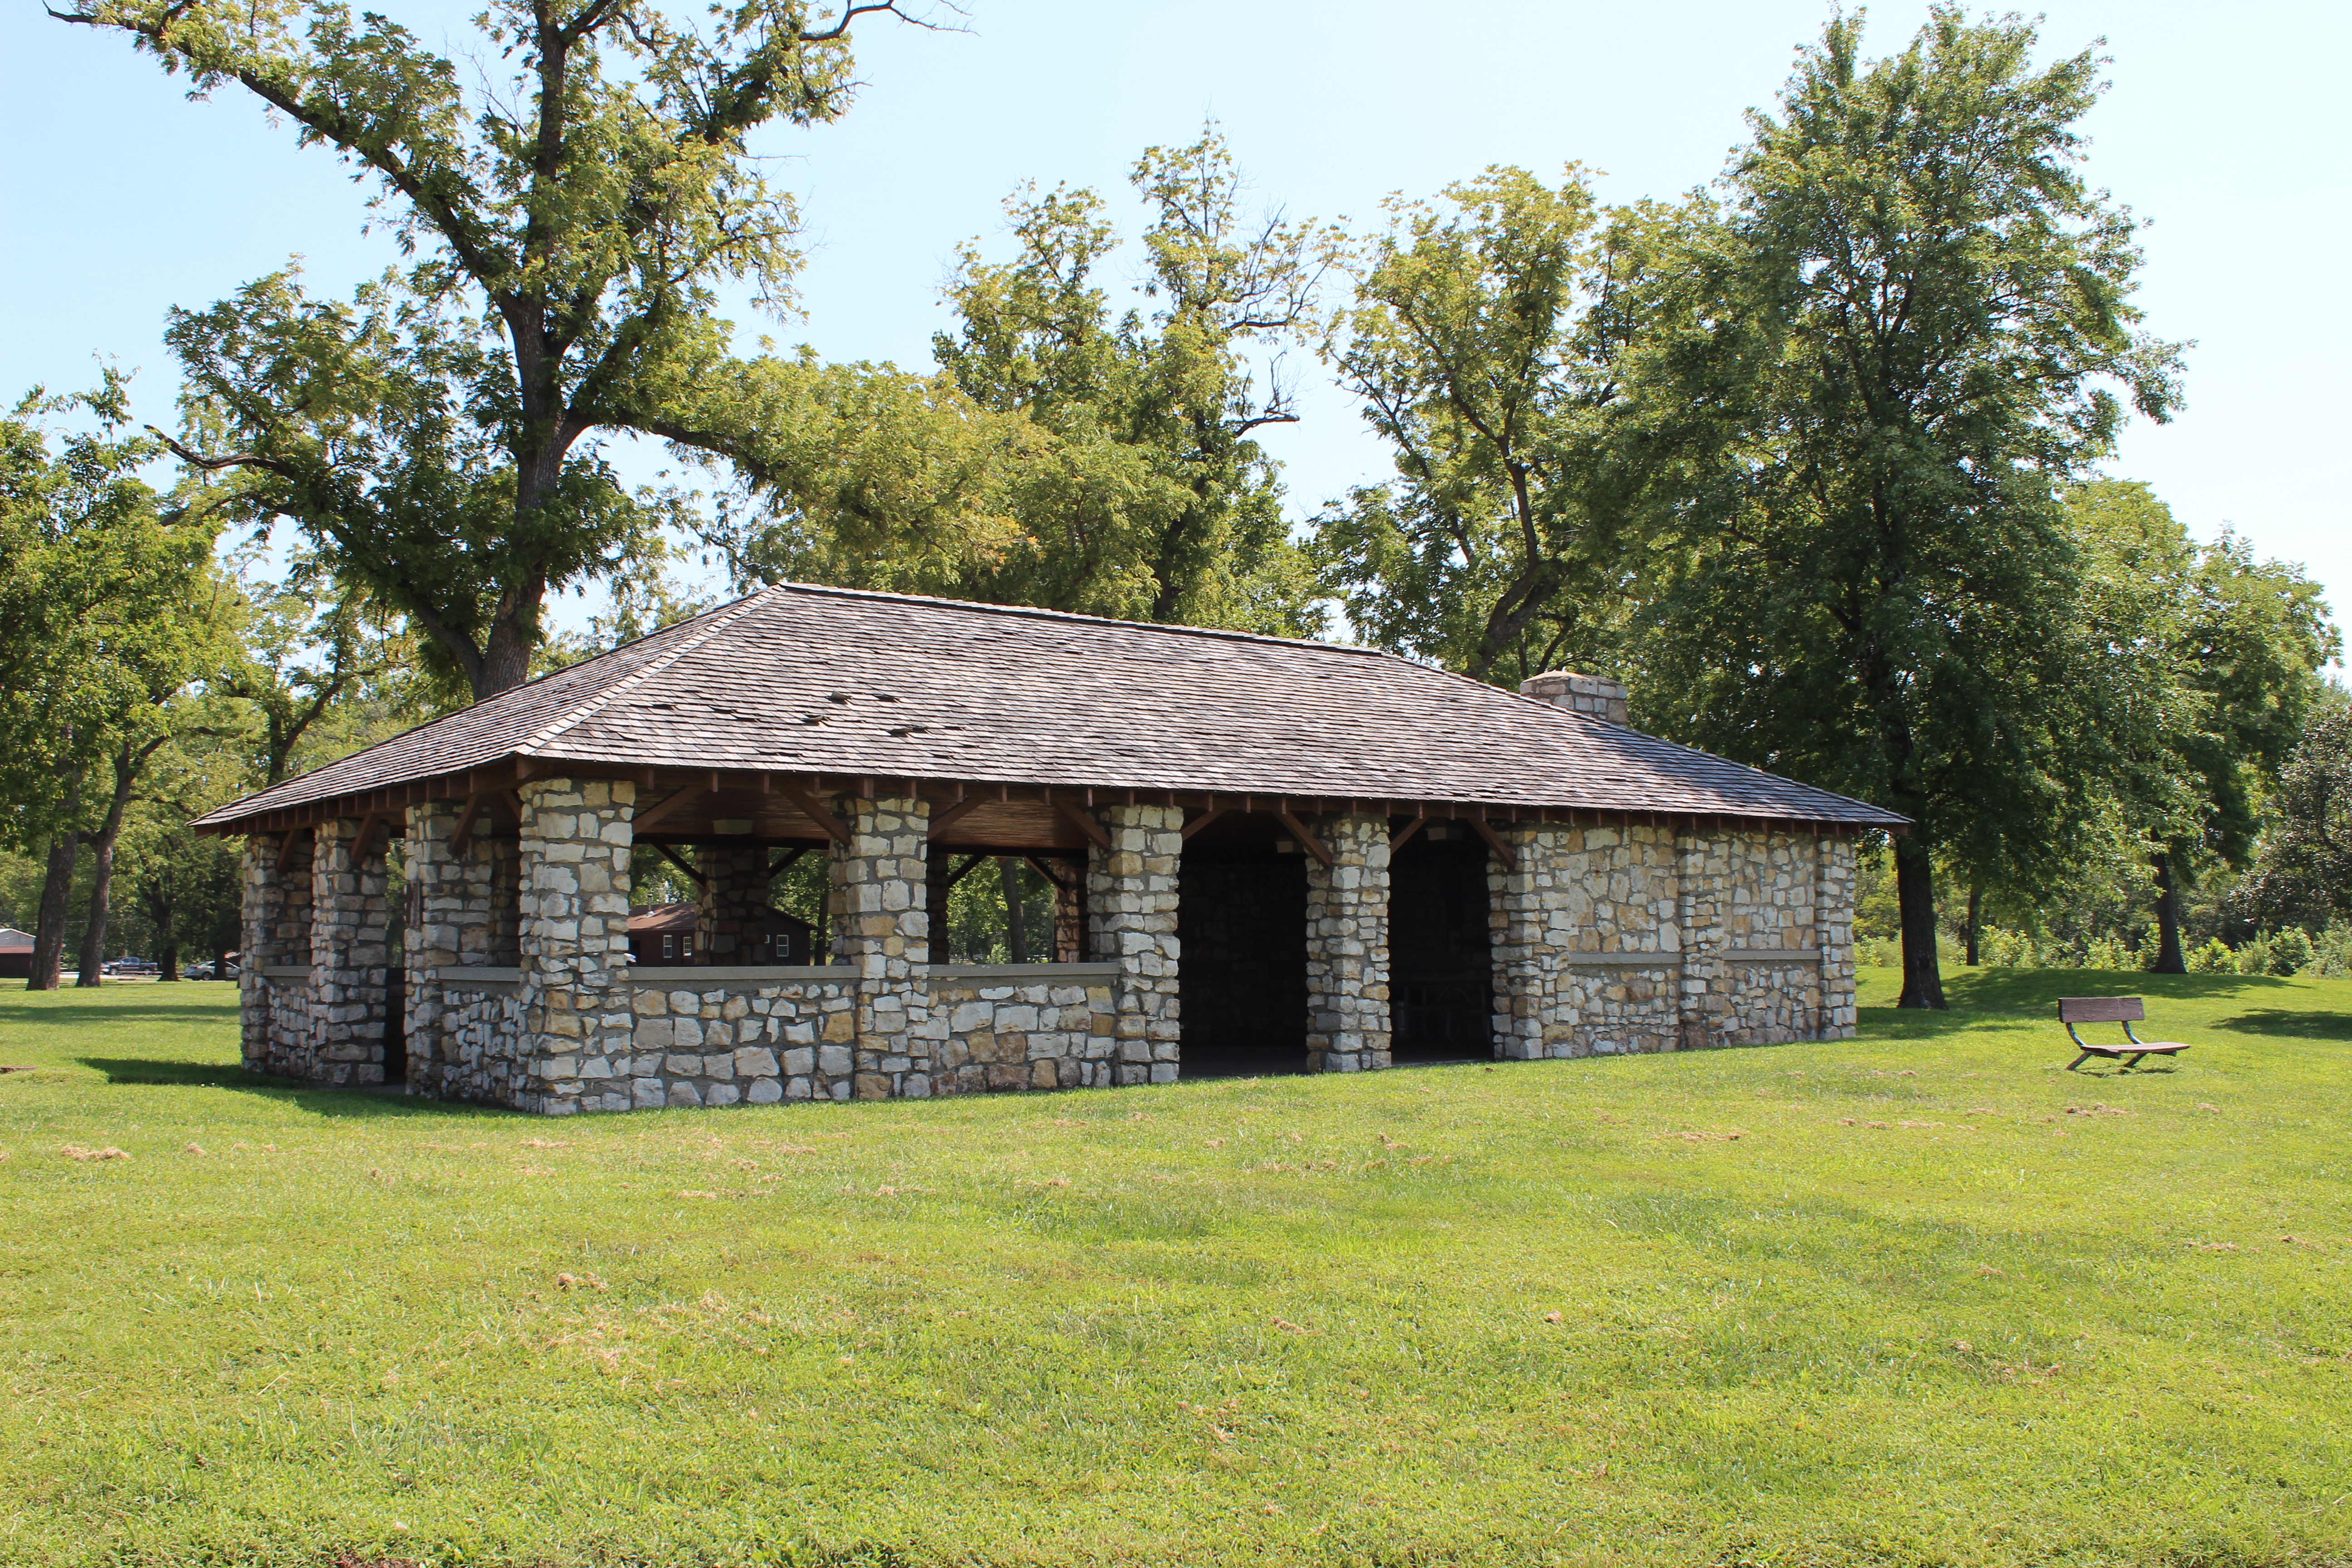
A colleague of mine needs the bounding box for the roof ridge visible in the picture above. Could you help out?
[771,579,1389,658]
[514,588,784,758]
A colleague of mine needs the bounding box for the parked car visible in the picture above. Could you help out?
[183,961,216,980]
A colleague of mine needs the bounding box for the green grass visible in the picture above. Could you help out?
[2,971,2348,1568]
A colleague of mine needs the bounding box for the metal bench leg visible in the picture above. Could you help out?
[2067,1051,2092,1072]
[2123,1051,2148,1070]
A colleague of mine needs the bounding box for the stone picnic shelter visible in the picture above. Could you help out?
[191,583,1906,1114]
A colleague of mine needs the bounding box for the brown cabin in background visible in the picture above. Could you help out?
[626,902,813,967]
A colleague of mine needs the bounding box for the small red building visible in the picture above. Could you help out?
[0,926,33,981]
[625,902,814,967]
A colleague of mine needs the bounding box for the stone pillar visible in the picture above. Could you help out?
[517,777,637,1115]
[1490,823,1569,1061]
[1049,860,1087,963]
[401,800,512,1095]
[1305,813,1392,1073]
[1676,828,1730,1051]
[1085,804,1181,1085]
[308,817,391,1086]
[829,794,932,1099]
[238,833,295,1073]
[1817,832,1857,1039]
[698,843,769,964]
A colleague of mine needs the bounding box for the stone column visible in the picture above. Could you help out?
[308,816,391,1086]
[518,777,637,1115]
[698,843,770,964]
[1816,832,1857,1039]
[401,800,513,1096]
[1675,828,1729,1051]
[1085,804,1181,1085]
[1049,860,1087,963]
[1305,813,1392,1073]
[829,794,932,1099]
[1490,823,1570,1061]
[237,833,293,1073]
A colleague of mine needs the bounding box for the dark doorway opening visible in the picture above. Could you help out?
[1180,844,1308,1076]
[1389,830,1493,1062]
[382,968,409,1084]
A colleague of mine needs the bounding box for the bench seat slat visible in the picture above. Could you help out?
[2076,1041,2188,1056]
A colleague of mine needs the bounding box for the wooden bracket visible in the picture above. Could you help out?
[1467,813,1518,871]
[927,796,985,838]
[349,813,382,862]
[632,781,713,834]
[943,853,988,891]
[1275,808,1336,867]
[450,792,488,858]
[1389,815,1428,853]
[779,781,853,846]
[1053,796,1113,852]
[1023,855,1075,891]
[766,845,812,879]
[1180,804,1230,841]
[653,842,708,887]
[276,826,310,876]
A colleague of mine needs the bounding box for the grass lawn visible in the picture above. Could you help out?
[2,970,2348,1568]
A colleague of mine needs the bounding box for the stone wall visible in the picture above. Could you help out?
[238,834,301,1072]
[302,815,392,1086]
[1816,833,1858,1039]
[1306,814,1391,1073]
[411,975,527,1102]
[625,972,861,1107]
[834,795,934,1099]
[1492,821,1682,1060]
[1088,804,1182,1086]
[930,965,1120,1093]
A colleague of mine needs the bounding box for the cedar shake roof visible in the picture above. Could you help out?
[193,583,1906,832]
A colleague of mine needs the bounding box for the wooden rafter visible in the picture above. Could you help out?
[1023,855,1075,891]
[1389,815,1428,853]
[450,792,489,857]
[632,780,714,834]
[766,845,811,879]
[1275,808,1335,867]
[276,825,310,875]
[927,795,986,838]
[944,853,988,890]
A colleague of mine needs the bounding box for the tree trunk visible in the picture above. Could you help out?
[75,746,141,989]
[1964,880,1982,967]
[999,858,1029,964]
[29,828,79,991]
[158,939,181,982]
[2149,851,2187,974]
[1893,835,1946,1009]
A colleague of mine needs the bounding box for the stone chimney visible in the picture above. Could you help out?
[1520,670,1629,726]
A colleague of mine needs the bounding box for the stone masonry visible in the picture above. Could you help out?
[302,815,392,1086]
[835,795,934,1099]
[1305,813,1392,1072]
[697,843,770,963]
[1088,804,1182,1085]
[516,777,638,1114]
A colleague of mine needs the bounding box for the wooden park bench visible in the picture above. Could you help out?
[2060,996,2189,1071]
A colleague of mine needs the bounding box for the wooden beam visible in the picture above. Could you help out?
[1389,815,1428,853]
[276,826,309,875]
[1466,813,1518,871]
[779,781,853,846]
[632,781,713,834]
[1053,796,1113,852]
[766,845,811,879]
[1275,807,1335,867]
[927,796,986,838]
[1023,855,1073,891]
[945,853,989,890]
[1180,804,1230,841]
[349,812,382,862]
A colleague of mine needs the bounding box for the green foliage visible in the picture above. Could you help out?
[1313,165,1671,681]
[695,127,1333,636]
[1629,8,2183,1008]
[59,0,924,697]
[2236,697,2352,932]
[6,973,2352,1566]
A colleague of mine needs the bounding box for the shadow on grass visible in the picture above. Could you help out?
[1861,968,2293,1038]
[2209,1009,2352,1041]
[2,998,241,1026]
[76,1057,514,1119]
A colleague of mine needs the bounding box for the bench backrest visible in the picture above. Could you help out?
[2060,995,2145,1024]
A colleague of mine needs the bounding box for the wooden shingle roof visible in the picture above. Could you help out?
[193,583,1905,833]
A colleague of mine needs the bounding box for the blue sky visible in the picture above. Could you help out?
[5,0,2344,662]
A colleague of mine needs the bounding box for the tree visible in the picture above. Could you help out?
[2237,697,2352,934]
[225,552,404,787]
[1312,166,1670,682]
[58,0,932,699]
[1632,9,2181,1008]
[694,127,1334,634]
[0,379,224,988]
[2064,482,2335,970]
